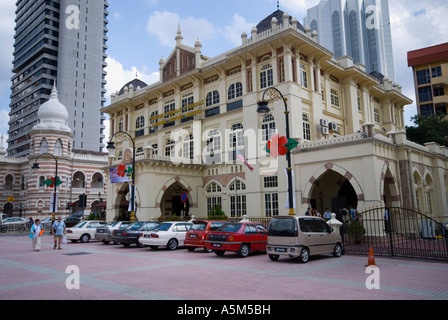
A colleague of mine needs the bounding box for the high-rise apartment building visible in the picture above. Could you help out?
[8,0,108,157]
[407,42,448,117]
[304,0,395,81]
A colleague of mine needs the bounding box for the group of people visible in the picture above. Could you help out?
[305,207,334,220]
[29,216,67,252]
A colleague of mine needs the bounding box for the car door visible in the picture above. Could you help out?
[243,224,261,250]
[299,218,324,255]
[256,224,268,250]
[313,219,336,254]
[173,223,188,245]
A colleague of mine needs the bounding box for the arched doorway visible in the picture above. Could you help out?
[3,202,13,217]
[309,170,358,213]
[160,182,190,218]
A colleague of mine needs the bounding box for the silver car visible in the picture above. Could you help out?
[95,221,132,244]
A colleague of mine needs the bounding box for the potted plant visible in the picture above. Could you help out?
[348,220,366,244]
[209,204,227,220]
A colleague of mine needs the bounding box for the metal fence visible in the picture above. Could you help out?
[342,207,448,262]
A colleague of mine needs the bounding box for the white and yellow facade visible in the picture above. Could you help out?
[102,11,448,223]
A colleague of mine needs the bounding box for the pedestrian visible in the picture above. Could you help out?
[384,207,391,233]
[323,208,332,220]
[52,216,66,250]
[305,207,312,216]
[30,219,43,252]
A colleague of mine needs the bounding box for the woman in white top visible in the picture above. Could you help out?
[29,219,43,252]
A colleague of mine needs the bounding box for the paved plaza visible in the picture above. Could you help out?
[0,234,447,302]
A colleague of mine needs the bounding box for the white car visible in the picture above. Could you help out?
[66,220,107,243]
[139,221,192,250]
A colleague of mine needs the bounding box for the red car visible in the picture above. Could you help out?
[205,222,268,257]
[185,220,226,252]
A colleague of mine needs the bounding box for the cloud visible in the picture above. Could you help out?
[105,56,159,100]
[218,14,256,46]
[146,11,217,47]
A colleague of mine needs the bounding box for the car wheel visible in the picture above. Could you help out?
[238,244,250,258]
[298,247,310,263]
[102,240,110,245]
[204,248,213,253]
[167,239,178,250]
[269,254,280,261]
[333,243,343,257]
[187,247,195,252]
[214,250,225,256]
[80,234,90,243]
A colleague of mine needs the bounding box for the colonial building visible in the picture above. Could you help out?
[0,86,108,219]
[102,10,448,223]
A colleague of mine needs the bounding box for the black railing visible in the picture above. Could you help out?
[343,207,448,262]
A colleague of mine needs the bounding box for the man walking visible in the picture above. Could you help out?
[52,216,66,250]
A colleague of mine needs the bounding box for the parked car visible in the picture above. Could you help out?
[139,221,193,250]
[40,217,53,231]
[66,220,107,243]
[64,213,83,228]
[185,220,226,252]
[0,217,28,233]
[266,216,343,263]
[95,221,132,244]
[205,222,269,258]
[111,221,159,247]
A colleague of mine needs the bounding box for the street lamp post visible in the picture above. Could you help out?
[107,131,136,222]
[32,153,59,228]
[257,87,295,216]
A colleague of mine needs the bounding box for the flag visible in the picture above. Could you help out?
[237,150,254,172]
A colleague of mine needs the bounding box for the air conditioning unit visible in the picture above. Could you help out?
[320,119,329,127]
[321,127,329,135]
[329,122,338,131]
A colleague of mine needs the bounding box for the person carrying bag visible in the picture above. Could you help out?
[30,219,43,252]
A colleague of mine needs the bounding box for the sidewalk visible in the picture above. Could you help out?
[0,234,447,301]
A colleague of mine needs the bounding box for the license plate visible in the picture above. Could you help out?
[115,232,122,236]
[190,234,197,238]
[212,243,222,248]
[275,248,287,252]
[144,234,151,238]
[98,230,104,233]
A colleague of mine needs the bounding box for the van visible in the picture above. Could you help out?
[267,216,343,263]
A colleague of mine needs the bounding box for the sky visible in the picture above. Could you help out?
[0,0,448,149]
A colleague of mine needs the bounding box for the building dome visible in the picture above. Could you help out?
[256,10,305,34]
[118,79,148,96]
[33,85,71,133]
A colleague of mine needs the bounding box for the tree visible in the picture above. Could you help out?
[406,114,448,147]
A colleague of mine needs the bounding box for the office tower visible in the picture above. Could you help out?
[408,42,448,117]
[304,0,395,81]
[8,0,108,157]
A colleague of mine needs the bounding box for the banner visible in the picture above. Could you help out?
[110,163,133,183]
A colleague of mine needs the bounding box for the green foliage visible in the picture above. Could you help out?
[348,220,366,240]
[406,114,448,147]
[208,204,227,220]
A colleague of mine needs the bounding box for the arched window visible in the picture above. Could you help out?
[54,139,63,156]
[165,139,175,157]
[229,123,244,161]
[228,82,243,100]
[136,116,145,129]
[261,114,276,142]
[260,63,273,89]
[72,171,86,190]
[4,174,14,193]
[39,138,48,154]
[413,172,423,212]
[183,134,194,160]
[205,129,222,165]
[206,182,222,216]
[206,90,220,107]
[299,60,308,89]
[91,173,104,190]
[229,180,246,218]
[424,175,434,215]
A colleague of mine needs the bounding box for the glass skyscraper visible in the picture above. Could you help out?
[8,0,108,157]
[304,0,395,81]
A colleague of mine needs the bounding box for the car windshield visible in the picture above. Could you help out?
[191,223,207,231]
[155,223,172,231]
[118,223,132,229]
[268,218,298,237]
[216,223,242,233]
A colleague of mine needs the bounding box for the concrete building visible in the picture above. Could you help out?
[8,0,109,157]
[0,85,108,219]
[304,0,395,81]
[102,10,448,223]
[407,42,448,117]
